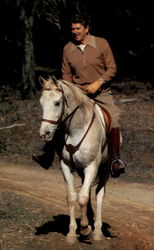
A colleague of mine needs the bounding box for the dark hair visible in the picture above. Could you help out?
[70,14,91,28]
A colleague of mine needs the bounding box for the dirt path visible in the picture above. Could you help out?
[0,161,154,250]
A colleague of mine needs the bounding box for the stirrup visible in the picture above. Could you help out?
[111,159,125,169]
[111,159,125,178]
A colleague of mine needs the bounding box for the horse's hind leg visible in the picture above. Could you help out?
[93,184,105,241]
[61,161,77,244]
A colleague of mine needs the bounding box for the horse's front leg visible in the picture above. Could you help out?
[61,160,77,244]
[78,163,97,239]
[93,184,105,241]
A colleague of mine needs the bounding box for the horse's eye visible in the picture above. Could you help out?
[55,101,60,106]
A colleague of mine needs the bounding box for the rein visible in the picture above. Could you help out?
[41,86,96,170]
[41,87,67,125]
[41,87,80,126]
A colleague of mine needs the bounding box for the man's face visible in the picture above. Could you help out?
[71,23,89,44]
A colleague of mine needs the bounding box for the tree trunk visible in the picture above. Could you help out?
[21,13,36,98]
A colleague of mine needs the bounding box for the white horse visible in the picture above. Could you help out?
[39,75,110,243]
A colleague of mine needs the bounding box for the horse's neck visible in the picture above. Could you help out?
[63,83,93,135]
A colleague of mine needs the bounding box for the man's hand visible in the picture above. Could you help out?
[86,80,102,94]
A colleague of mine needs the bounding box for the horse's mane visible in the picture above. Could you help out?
[60,80,92,108]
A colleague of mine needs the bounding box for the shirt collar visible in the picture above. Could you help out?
[70,35,96,52]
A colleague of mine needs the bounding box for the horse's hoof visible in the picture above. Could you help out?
[93,233,103,241]
[66,234,77,244]
[80,225,91,236]
[80,225,93,241]
[82,231,93,242]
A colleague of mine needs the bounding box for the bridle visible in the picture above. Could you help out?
[41,87,67,125]
[41,86,96,170]
[41,87,82,126]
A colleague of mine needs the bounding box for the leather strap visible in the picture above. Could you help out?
[101,107,112,134]
[65,110,95,155]
[65,107,96,171]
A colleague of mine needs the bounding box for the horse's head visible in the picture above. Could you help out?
[39,75,64,141]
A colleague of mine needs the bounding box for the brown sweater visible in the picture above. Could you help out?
[61,35,117,90]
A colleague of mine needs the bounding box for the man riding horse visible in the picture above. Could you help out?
[33,13,125,178]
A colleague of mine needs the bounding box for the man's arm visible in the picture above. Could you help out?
[61,48,73,82]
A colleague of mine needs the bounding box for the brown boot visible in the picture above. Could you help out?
[32,138,58,170]
[109,127,125,178]
[32,153,51,170]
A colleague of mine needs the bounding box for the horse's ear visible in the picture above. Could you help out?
[38,76,46,87]
[51,75,58,86]
[39,75,59,88]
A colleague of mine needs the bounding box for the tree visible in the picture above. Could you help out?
[16,0,63,97]
[16,0,87,98]
[16,0,35,98]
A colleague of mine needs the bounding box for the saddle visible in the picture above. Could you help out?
[101,106,112,135]
[93,98,112,135]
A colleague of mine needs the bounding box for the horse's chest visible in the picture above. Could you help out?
[62,147,88,169]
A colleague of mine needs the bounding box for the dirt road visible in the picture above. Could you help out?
[0,161,154,250]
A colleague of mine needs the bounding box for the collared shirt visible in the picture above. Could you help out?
[78,44,87,51]
[61,35,117,89]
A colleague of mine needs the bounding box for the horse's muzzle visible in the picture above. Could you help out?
[39,130,53,141]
